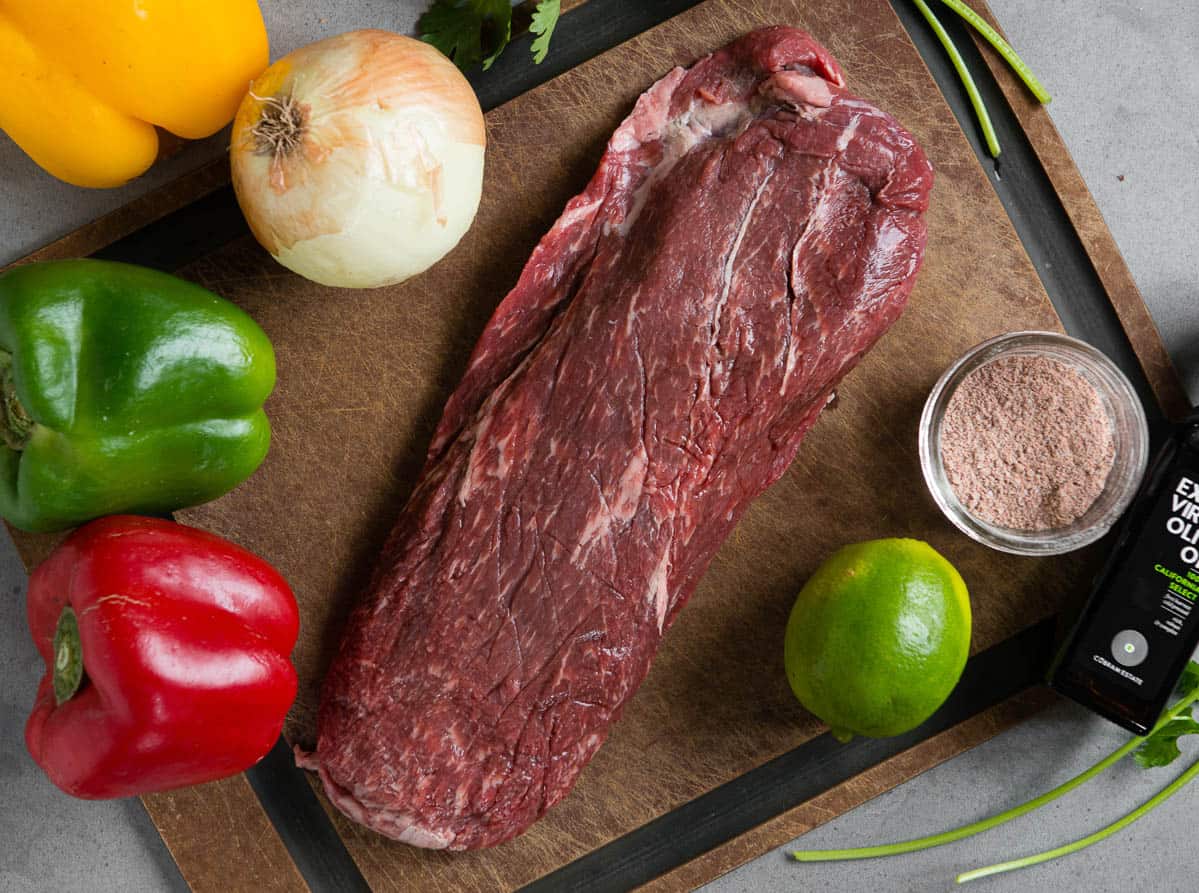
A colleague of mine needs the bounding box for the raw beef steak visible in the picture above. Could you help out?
[300,26,934,850]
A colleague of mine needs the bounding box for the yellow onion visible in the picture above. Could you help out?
[230,30,485,289]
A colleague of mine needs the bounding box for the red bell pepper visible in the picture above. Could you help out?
[25,515,299,799]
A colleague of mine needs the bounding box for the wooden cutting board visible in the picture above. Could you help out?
[5,0,1184,890]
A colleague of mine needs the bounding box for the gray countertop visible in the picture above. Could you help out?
[2,2,1198,891]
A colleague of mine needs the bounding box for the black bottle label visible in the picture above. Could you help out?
[1051,426,1199,734]
[1070,468,1199,693]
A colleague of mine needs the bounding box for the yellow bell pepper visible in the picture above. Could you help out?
[0,1,268,188]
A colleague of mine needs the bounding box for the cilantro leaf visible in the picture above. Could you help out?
[1132,663,1199,769]
[479,0,513,70]
[1178,660,1199,698]
[418,0,514,71]
[418,1,483,70]
[1135,709,1199,768]
[529,0,561,64]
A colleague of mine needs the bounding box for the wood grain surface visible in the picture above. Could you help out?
[645,686,1058,891]
[3,1,1177,891]
[142,781,312,893]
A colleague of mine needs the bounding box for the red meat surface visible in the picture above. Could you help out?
[300,26,934,850]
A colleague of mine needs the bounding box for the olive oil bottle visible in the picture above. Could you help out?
[1050,412,1199,734]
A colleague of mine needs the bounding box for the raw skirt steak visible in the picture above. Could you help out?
[300,26,933,849]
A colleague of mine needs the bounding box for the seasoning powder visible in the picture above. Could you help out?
[940,355,1115,531]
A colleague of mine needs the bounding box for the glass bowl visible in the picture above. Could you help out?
[919,331,1149,556]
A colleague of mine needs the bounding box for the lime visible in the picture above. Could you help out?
[783,538,971,742]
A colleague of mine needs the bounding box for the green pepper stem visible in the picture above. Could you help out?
[0,349,34,450]
[53,606,85,706]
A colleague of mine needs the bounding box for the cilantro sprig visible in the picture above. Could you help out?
[1136,663,1199,766]
[793,661,1199,883]
[419,0,562,71]
[529,0,561,65]
[1134,706,1199,769]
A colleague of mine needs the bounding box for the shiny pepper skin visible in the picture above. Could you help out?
[0,0,268,187]
[25,516,299,799]
[0,259,276,533]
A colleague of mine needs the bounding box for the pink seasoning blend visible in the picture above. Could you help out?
[939,354,1116,531]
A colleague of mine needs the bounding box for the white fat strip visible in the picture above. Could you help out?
[835,113,861,152]
[549,194,605,241]
[575,731,605,764]
[456,412,520,503]
[712,167,776,353]
[479,767,505,804]
[450,781,470,810]
[573,446,649,557]
[780,181,831,396]
[446,721,469,752]
[457,439,485,505]
[573,510,606,559]
[763,70,833,108]
[612,446,648,521]
[624,288,641,336]
[319,771,455,849]
[492,428,514,479]
[608,68,687,153]
[614,96,761,237]
[835,96,883,115]
[647,547,672,632]
[393,821,453,849]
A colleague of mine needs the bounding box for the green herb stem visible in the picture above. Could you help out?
[957,753,1199,883]
[792,692,1199,863]
[0,349,35,451]
[911,0,1001,157]
[935,0,1051,103]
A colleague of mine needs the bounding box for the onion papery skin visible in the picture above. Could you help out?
[231,30,486,289]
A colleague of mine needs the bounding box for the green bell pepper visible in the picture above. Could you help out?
[0,259,275,532]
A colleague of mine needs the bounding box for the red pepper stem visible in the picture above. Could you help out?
[53,606,84,706]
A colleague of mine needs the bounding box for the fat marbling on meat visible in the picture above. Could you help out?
[299,26,934,850]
